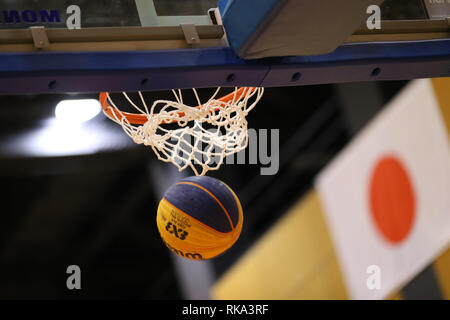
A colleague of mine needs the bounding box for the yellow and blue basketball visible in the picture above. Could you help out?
[156,176,243,260]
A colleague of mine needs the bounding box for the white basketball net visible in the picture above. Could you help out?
[102,87,264,176]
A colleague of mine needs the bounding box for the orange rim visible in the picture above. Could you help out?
[99,87,256,125]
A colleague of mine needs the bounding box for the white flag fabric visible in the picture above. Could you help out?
[315,79,450,300]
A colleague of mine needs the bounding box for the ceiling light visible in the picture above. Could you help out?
[55,99,101,123]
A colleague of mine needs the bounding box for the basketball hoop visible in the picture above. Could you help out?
[99,87,264,176]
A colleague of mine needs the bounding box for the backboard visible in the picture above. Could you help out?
[0,0,442,30]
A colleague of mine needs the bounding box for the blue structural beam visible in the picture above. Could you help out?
[0,39,450,95]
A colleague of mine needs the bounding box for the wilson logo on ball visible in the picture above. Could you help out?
[162,239,203,260]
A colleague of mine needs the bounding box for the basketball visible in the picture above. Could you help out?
[156,176,243,260]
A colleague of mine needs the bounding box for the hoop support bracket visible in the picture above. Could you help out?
[30,26,50,49]
[180,24,200,45]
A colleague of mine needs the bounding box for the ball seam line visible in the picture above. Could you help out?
[176,181,235,230]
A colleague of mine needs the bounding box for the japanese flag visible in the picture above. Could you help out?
[315,79,450,300]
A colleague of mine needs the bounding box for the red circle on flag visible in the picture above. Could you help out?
[369,156,416,244]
